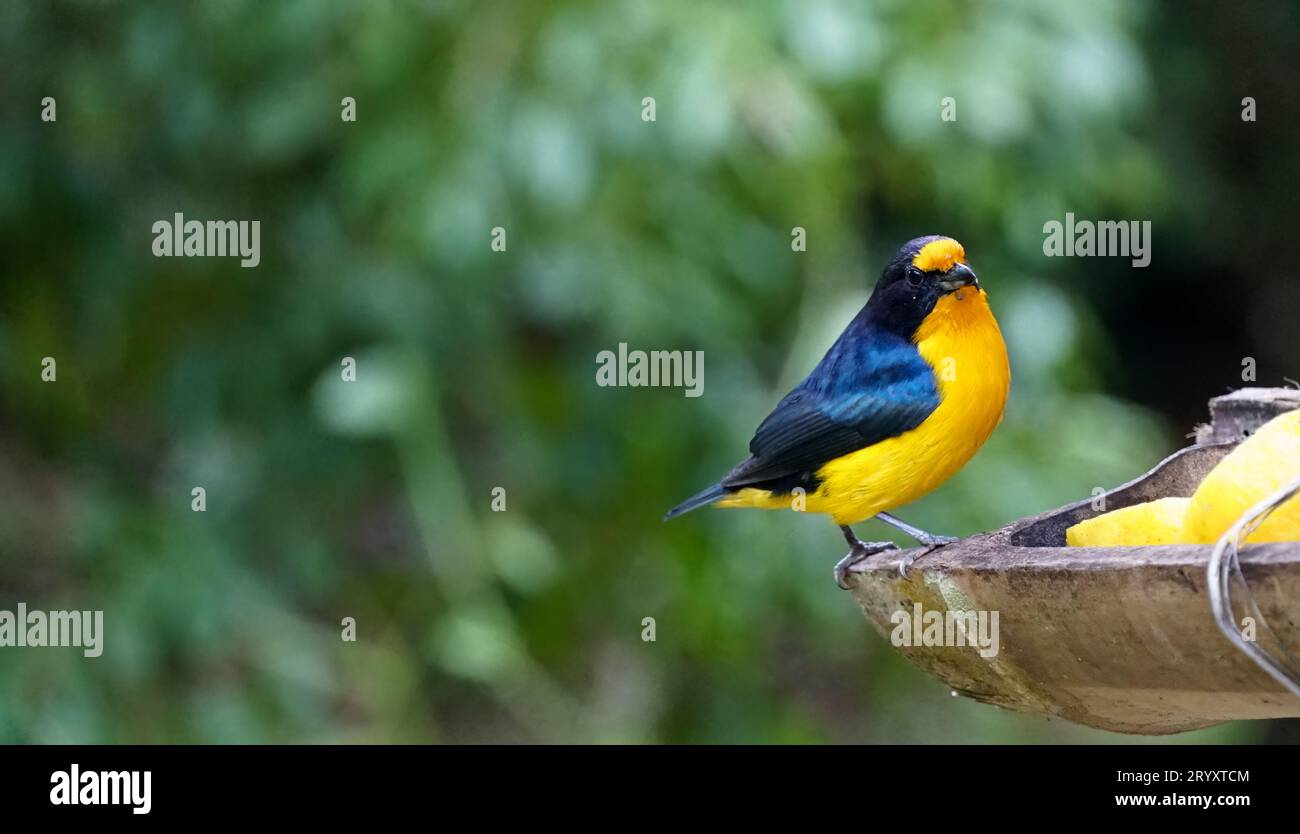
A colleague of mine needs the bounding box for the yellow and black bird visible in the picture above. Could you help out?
[666,236,1010,586]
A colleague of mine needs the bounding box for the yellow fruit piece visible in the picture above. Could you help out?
[1181,409,1300,544]
[1066,497,1190,547]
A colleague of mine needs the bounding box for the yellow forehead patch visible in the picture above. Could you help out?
[912,238,966,272]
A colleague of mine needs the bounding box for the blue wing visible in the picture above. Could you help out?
[721,326,940,489]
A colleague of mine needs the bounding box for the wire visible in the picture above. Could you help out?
[1206,473,1300,699]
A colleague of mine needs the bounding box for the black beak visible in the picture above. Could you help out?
[938,262,979,292]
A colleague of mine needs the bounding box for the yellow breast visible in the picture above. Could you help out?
[810,287,1010,525]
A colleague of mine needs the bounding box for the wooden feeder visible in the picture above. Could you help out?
[842,387,1300,735]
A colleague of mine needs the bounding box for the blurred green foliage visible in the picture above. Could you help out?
[0,0,1295,743]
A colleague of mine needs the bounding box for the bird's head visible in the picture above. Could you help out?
[865,236,981,336]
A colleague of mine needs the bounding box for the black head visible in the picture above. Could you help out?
[863,235,979,338]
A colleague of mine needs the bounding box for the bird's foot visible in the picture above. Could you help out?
[897,536,959,578]
[834,540,899,590]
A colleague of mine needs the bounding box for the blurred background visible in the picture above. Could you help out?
[1,0,1298,743]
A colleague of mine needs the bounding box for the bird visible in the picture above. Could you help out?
[666,235,1011,587]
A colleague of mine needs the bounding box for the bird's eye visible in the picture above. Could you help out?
[906,268,924,287]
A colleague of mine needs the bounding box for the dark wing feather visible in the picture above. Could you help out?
[721,329,940,489]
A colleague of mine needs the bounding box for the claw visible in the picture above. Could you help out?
[897,538,958,579]
[833,540,899,589]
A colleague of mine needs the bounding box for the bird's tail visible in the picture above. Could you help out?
[664,482,726,520]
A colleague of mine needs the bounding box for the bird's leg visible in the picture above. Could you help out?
[874,511,958,546]
[833,525,898,590]
[874,512,959,577]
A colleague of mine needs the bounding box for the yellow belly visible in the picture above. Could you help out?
[724,288,1010,525]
